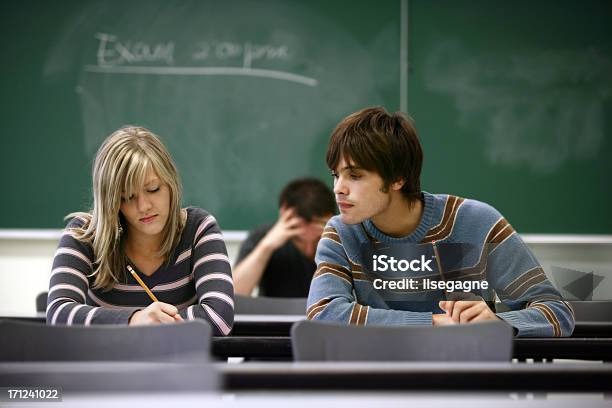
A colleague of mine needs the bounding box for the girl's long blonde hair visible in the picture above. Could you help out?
[68,126,184,291]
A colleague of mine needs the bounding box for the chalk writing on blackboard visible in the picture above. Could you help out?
[85,32,318,87]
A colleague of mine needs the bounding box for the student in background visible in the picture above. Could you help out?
[307,107,575,337]
[47,126,234,335]
[233,178,335,297]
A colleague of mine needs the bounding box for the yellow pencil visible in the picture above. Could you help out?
[127,264,159,302]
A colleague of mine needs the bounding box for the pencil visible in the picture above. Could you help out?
[431,240,444,280]
[432,240,449,302]
[127,264,159,302]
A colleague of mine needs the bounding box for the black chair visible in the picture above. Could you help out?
[235,295,306,315]
[0,319,211,363]
[292,320,513,362]
[35,291,48,313]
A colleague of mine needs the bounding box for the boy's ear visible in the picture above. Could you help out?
[391,178,405,191]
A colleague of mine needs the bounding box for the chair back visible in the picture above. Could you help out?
[292,320,513,361]
[0,361,217,392]
[35,291,48,313]
[0,319,211,363]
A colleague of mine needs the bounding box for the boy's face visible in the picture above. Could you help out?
[332,157,391,225]
[291,216,330,260]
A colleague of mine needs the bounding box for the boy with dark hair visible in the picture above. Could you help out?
[234,178,335,297]
[307,107,574,337]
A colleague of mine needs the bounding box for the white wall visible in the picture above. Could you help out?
[0,230,244,316]
[1,230,610,316]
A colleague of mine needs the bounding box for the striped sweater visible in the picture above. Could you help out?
[47,207,234,336]
[307,192,575,337]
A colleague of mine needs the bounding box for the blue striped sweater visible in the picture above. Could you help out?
[307,192,575,337]
[47,207,234,336]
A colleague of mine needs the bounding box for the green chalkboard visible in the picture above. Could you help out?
[1,0,610,234]
[0,0,403,230]
[409,0,612,234]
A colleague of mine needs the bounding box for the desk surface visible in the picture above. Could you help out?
[221,361,612,392]
[2,361,612,393]
[212,336,612,361]
[233,319,612,338]
[3,392,611,408]
[3,314,609,337]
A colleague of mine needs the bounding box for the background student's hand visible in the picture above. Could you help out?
[260,207,306,251]
[439,300,499,324]
[129,301,184,325]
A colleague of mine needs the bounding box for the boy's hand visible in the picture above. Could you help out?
[432,313,457,326]
[439,300,498,323]
[260,207,305,252]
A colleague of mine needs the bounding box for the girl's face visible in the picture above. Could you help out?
[119,168,170,244]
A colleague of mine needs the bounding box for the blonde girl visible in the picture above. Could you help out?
[47,126,234,335]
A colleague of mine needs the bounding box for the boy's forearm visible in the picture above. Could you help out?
[233,240,276,295]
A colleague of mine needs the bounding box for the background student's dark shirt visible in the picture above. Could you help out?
[236,224,316,297]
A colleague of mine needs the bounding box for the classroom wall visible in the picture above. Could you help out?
[0,231,241,316]
[1,231,611,316]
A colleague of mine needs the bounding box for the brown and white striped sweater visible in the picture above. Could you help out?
[47,207,234,336]
[307,192,575,337]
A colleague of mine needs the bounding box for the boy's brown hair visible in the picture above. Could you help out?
[279,178,335,222]
[326,106,423,202]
